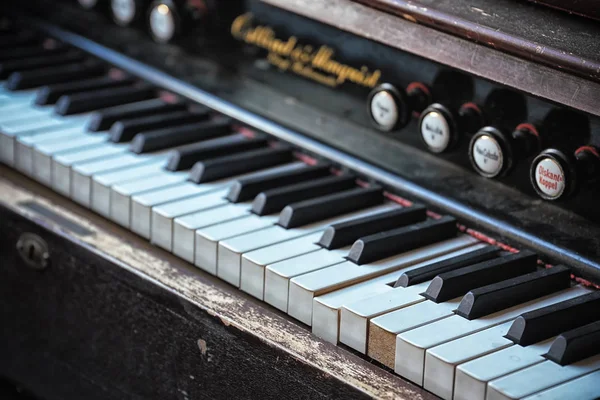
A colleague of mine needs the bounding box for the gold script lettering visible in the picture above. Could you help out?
[231,13,381,89]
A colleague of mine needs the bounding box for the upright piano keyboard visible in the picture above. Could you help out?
[1,0,599,399]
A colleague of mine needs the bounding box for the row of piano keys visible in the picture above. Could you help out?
[1,22,600,400]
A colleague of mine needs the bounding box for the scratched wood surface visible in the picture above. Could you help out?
[0,167,436,400]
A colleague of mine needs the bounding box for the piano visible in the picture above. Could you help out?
[1,0,599,399]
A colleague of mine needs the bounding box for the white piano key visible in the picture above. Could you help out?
[288,235,477,327]
[151,187,231,250]
[110,172,188,227]
[395,286,590,386]
[33,134,110,186]
[71,153,166,207]
[487,354,600,400]
[240,231,323,300]
[194,215,278,275]
[91,160,169,217]
[51,145,129,196]
[130,181,225,239]
[15,126,89,176]
[173,204,251,263]
[521,369,600,400]
[454,339,555,400]
[424,321,514,400]
[312,242,481,345]
[0,120,87,167]
[370,298,464,370]
[0,104,52,122]
[339,244,488,354]
[218,205,398,288]
[151,163,305,252]
[264,247,349,313]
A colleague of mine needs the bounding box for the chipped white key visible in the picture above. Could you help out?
[290,235,477,327]
[264,247,349,313]
[339,244,487,354]
[424,321,514,400]
[395,286,589,386]
[454,339,555,400]
[110,171,188,227]
[487,354,600,400]
[521,369,600,400]
[195,215,278,275]
[368,297,463,369]
[240,231,323,300]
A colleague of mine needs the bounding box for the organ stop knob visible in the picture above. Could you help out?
[367,82,430,132]
[418,102,483,153]
[148,0,210,44]
[530,146,600,201]
[110,0,149,27]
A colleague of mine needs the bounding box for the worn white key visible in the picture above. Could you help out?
[424,321,514,400]
[194,215,278,275]
[312,241,480,344]
[487,354,600,400]
[521,369,600,400]
[91,160,169,217]
[339,244,488,354]
[369,297,464,369]
[173,203,251,263]
[110,172,188,227]
[52,145,129,196]
[131,181,225,239]
[218,205,400,288]
[0,104,51,122]
[264,247,350,313]
[454,339,554,400]
[288,235,477,327]
[395,286,590,386]
[151,188,231,250]
[33,134,110,186]
[240,231,323,300]
[15,126,89,176]
[72,153,165,207]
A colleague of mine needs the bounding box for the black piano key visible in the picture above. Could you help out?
[129,118,230,154]
[165,134,267,172]
[189,145,294,183]
[318,205,428,250]
[252,174,358,216]
[347,216,457,265]
[505,291,600,346]
[110,110,209,143]
[55,84,156,116]
[455,265,571,320]
[6,60,106,91]
[0,50,86,79]
[86,98,185,132]
[35,75,135,105]
[423,250,538,303]
[394,246,501,288]
[544,320,600,365]
[227,163,331,203]
[278,186,383,229]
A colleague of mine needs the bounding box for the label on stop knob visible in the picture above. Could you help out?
[471,134,503,177]
[369,91,399,130]
[420,111,450,153]
[535,158,566,199]
[150,4,176,42]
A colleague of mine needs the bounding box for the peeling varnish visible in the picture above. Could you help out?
[0,178,429,400]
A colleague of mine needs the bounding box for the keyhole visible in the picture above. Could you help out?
[28,244,36,260]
